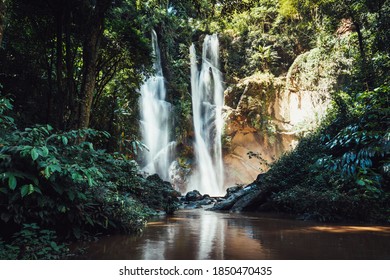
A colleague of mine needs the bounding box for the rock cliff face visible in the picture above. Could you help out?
[223,47,341,186]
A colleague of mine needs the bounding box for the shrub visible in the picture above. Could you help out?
[0,96,179,246]
[0,223,69,260]
[255,85,390,223]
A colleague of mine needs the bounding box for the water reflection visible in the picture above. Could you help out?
[76,209,390,260]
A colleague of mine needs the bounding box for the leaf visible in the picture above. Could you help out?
[41,146,49,157]
[44,166,51,178]
[31,148,39,161]
[21,184,34,197]
[62,136,68,145]
[356,179,366,186]
[34,187,42,195]
[85,216,94,226]
[350,165,356,175]
[71,172,81,181]
[50,241,60,252]
[58,205,66,213]
[8,175,17,190]
[50,164,62,173]
[28,184,34,195]
[87,175,93,187]
[102,131,111,138]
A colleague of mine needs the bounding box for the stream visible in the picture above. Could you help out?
[75,209,390,260]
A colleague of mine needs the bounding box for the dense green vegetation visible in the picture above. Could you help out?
[0,0,389,259]
[246,85,389,222]
[270,0,389,222]
[0,0,187,259]
[0,95,180,258]
[228,0,390,222]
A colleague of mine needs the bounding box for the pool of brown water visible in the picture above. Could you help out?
[74,209,390,259]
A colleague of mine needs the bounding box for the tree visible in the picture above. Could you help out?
[0,0,6,45]
[279,0,390,90]
[78,0,112,130]
[0,0,151,136]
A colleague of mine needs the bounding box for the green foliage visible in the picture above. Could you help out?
[216,0,316,81]
[0,223,69,260]
[0,0,388,242]
[288,0,390,90]
[278,0,298,18]
[0,96,179,248]
[0,0,151,133]
[0,238,18,259]
[256,84,390,223]
[250,45,280,71]
[0,94,14,129]
[90,0,154,150]
[318,85,390,192]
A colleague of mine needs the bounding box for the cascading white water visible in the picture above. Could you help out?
[139,30,175,181]
[189,34,225,196]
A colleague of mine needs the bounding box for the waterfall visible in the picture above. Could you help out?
[189,34,225,196]
[139,30,175,181]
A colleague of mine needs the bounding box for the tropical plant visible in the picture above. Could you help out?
[0,223,69,260]
[318,85,390,194]
[0,96,179,242]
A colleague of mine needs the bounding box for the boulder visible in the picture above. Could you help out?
[230,188,263,212]
[137,174,181,214]
[210,184,257,211]
[183,202,203,210]
[224,185,243,198]
[184,190,203,202]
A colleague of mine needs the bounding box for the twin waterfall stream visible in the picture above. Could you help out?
[140,31,225,196]
[139,30,175,182]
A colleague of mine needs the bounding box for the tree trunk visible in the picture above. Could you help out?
[46,47,55,124]
[345,1,374,90]
[107,92,118,152]
[78,0,111,130]
[55,8,65,129]
[353,21,374,90]
[78,23,101,129]
[0,0,6,46]
[64,4,76,130]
